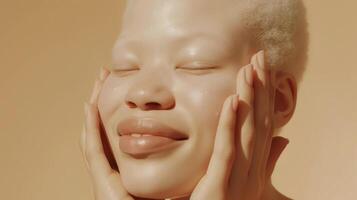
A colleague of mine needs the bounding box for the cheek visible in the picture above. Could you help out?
[175,72,236,157]
[97,75,130,150]
[178,72,236,127]
[98,75,127,123]
[183,83,229,135]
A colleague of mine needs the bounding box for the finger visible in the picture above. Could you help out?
[265,137,289,180]
[85,102,114,178]
[90,79,101,104]
[81,77,101,170]
[227,64,255,196]
[90,67,110,105]
[80,123,86,155]
[99,66,110,81]
[85,79,113,179]
[236,64,255,165]
[252,50,271,127]
[256,51,276,177]
[249,50,273,182]
[80,122,90,169]
[253,50,268,87]
[96,67,118,171]
[205,94,239,189]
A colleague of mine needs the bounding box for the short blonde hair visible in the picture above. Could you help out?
[242,0,309,83]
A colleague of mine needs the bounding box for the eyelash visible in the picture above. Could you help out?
[176,66,217,75]
[111,65,218,76]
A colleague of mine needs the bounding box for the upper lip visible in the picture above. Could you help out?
[117,117,189,140]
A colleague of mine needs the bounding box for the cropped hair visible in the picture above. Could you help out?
[241,0,309,83]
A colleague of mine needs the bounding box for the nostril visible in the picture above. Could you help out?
[126,101,136,108]
[145,102,161,109]
[126,101,162,109]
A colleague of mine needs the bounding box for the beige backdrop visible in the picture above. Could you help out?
[1,0,356,199]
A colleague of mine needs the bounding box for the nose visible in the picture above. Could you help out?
[124,73,175,110]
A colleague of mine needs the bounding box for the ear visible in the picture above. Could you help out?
[272,71,297,128]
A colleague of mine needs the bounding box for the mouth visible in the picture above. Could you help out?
[119,134,187,155]
[117,117,189,156]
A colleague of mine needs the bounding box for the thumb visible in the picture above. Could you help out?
[265,136,289,179]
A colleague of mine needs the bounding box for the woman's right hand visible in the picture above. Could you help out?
[80,67,138,200]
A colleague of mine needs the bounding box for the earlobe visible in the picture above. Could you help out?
[273,71,297,128]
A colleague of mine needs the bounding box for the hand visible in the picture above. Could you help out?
[80,68,137,200]
[190,50,289,200]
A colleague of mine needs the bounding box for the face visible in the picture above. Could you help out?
[98,0,256,198]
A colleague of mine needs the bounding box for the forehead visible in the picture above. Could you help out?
[113,31,233,63]
[113,0,248,59]
[120,0,243,37]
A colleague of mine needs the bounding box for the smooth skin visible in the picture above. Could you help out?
[80,50,291,200]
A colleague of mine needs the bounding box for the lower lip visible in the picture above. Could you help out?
[119,135,186,155]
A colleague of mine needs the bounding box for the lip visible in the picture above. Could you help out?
[117,117,189,140]
[118,135,185,155]
[117,117,189,155]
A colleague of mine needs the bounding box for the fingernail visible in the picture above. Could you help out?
[231,94,239,112]
[244,64,253,86]
[257,50,265,70]
[251,53,259,71]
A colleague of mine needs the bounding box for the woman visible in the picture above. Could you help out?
[80,0,308,199]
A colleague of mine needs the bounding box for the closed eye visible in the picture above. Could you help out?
[111,68,139,76]
[176,66,219,75]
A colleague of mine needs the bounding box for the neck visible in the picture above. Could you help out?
[167,180,292,200]
[140,180,292,200]
[261,179,293,200]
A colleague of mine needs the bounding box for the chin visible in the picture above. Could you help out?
[115,134,211,199]
[122,175,193,199]
[119,162,203,199]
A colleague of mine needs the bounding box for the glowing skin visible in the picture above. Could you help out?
[99,0,253,198]
[101,2,247,198]
[83,0,297,199]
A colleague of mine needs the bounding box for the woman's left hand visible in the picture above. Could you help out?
[190,50,289,200]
